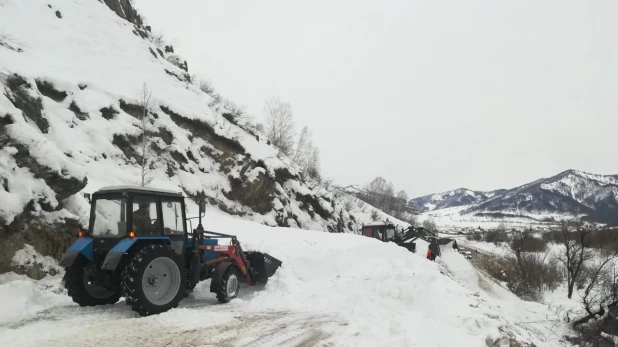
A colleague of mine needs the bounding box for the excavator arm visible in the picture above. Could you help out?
[391,226,439,253]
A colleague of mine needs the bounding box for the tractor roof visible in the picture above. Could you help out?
[94,185,183,196]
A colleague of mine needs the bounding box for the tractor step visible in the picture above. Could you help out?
[245,252,282,283]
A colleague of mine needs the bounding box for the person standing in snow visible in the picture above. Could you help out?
[452,240,458,250]
[426,248,432,260]
[428,239,440,261]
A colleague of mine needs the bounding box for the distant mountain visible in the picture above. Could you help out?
[409,188,506,213]
[409,170,618,224]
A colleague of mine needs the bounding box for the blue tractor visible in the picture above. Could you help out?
[60,185,282,316]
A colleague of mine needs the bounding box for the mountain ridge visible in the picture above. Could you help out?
[409,169,618,224]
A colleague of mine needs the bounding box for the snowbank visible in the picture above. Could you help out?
[0,212,572,346]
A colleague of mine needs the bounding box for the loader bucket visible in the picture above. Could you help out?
[245,251,282,283]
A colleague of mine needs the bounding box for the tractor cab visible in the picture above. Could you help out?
[83,185,188,256]
[361,221,397,242]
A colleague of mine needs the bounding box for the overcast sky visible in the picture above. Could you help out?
[135,0,618,197]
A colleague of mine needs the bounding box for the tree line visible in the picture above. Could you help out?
[470,220,618,341]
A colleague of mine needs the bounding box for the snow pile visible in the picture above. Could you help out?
[0,272,69,323]
[12,244,64,275]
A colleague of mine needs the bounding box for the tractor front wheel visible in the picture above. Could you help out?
[215,266,240,303]
[63,257,121,307]
[121,244,186,316]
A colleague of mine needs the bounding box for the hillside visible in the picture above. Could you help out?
[0,0,404,276]
[411,169,618,229]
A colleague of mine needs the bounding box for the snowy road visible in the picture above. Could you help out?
[0,281,346,347]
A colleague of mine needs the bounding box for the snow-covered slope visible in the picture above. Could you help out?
[412,170,618,229]
[0,211,572,347]
[466,170,618,223]
[0,0,405,274]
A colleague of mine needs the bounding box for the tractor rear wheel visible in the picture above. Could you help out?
[216,266,240,303]
[63,257,121,307]
[121,244,186,316]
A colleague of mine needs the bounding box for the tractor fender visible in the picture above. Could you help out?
[210,261,236,293]
[60,237,94,267]
[101,237,171,271]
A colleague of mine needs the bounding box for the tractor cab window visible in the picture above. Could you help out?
[92,197,126,236]
[132,196,160,236]
[161,200,184,235]
[385,227,395,240]
[373,228,382,239]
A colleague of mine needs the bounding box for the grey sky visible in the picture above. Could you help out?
[135,0,618,197]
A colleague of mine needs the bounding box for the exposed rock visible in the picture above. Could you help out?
[69,101,89,120]
[0,113,14,148]
[35,79,67,102]
[164,68,190,83]
[485,337,524,347]
[55,10,62,19]
[78,83,87,90]
[157,126,173,145]
[165,45,174,53]
[135,28,148,39]
[148,47,157,59]
[224,173,276,215]
[296,192,332,220]
[0,215,80,278]
[4,74,49,133]
[112,133,138,160]
[160,105,246,156]
[100,106,118,120]
[118,99,144,118]
[11,143,87,201]
[103,0,142,26]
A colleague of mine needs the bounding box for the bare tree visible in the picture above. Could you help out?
[137,83,155,187]
[264,97,295,156]
[305,147,321,180]
[422,218,438,233]
[557,221,595,299]
[198,77,215,95]
[293,126,312,165]
[396,190,408,203]
[221,98,249,126]
[579,233,618,315]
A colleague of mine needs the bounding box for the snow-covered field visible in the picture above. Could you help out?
[0,211,573,347]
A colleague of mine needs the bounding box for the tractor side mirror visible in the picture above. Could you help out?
[199,200,206,217]
[84,193,91,203]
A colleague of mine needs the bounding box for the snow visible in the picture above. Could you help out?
[0,212,574,346]
[12,244,64,276]
[0,0,392,234]
[0,146,58,224]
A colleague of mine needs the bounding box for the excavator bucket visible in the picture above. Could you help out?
[245,251,282,283]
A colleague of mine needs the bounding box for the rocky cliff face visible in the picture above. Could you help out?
[0,0,401,277]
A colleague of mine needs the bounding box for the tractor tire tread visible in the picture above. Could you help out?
[63,258,121,307]
[215,266,239,304]
[121,244,185,316]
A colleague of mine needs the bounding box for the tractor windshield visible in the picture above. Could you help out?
[92,197,127,236]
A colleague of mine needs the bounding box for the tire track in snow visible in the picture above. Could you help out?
[0,303,346,347]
